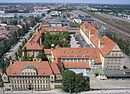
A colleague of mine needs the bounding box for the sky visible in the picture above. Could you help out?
[0,0,130,4]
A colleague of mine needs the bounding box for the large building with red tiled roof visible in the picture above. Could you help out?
[41,26,68,34]
[3,21,126,91]
[80,22,125,70]
[3,61,62,91]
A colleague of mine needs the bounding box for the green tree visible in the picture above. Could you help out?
[62,70,90,93]
[17,49,22,57]
[3,40,8,51]
[74,73,86,93]
[12,20,18,25]
[15,52,18,61]
[23,47,27,61]
[62,70,76,93]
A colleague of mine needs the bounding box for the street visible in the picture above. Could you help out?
[0,88,130,94]
[3,23,40,59]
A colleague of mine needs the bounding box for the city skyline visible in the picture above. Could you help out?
[0,0,130,4]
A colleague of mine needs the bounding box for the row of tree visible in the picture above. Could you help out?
[106,32,129,55]
[42,32,70,49]
[62,70,90,93]
[0,58,10,74]
[15,32,33,61]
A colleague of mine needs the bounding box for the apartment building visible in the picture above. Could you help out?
[3,61,62,91]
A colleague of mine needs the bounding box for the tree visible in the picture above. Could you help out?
[17,49,22,57]
[36,51,45,61]
[3,40,7,51]
[23,47,27,61]
[15,52,18,61]
[62,70,76,93]
[62,70,90,93]
[42,32,70,49]
[74,73,86,93]
[12,20,18,25]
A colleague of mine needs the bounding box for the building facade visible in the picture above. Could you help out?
[79,22,125,71]
[3,61,62,91]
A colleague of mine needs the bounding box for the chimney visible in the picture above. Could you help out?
[10,60,13,65]
[51,44,55,50]
[98,39,100,48]
[89,30,91,40]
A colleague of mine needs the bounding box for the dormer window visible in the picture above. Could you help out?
[100,43,104,48]
[66,54,70,57]
[74,54,77,57]
[82,54,85,57]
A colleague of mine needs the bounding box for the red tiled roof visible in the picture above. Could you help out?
[22,31,44,50]
[6,61,53,76]
[76,30,80,33]
[64,62,90,69]
[100,36,116,56]
[42,27,68,32]
[51,62,61,74]
[81,22,117,56]
[44,49,51,54]
[53,47,101,63]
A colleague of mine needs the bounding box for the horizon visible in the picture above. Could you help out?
[0,0,130,4]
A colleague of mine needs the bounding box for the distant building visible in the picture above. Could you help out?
[45,17,70,27]
[72,10,95,24]
[0,12,42,18]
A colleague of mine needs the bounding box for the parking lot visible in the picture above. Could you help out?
[69,34,80,48]
[76,34,90,48]
[69,34,90,48]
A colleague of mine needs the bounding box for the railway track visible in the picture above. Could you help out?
[91,15,130,40]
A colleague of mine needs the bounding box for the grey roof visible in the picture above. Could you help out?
[104,70,124,75]
[94,68,130,77]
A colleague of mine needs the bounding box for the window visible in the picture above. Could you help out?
[74,54,77,57]
[66,54,70,57]
[82,54,85,57]
[41,85,42,88]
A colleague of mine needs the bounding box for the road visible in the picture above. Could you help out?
[3,23,40,59]
[1,88,130,94]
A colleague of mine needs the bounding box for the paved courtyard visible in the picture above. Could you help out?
[70,34,80,48]
[87,71,130,89]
